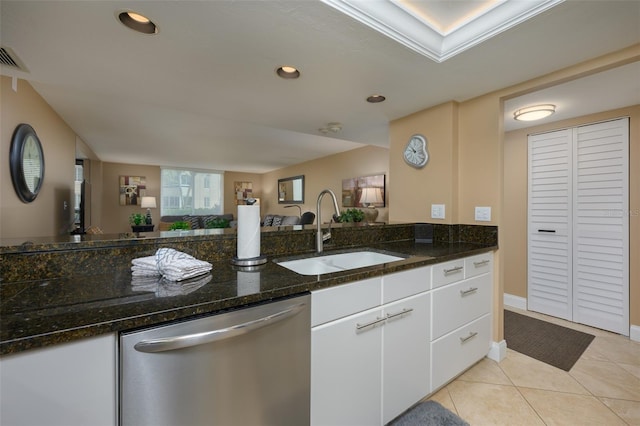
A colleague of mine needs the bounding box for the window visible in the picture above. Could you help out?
[161,168,224,216]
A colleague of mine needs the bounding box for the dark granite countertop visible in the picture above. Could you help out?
[0,240,495,356]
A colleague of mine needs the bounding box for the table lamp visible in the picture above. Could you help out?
[140,196,157,225]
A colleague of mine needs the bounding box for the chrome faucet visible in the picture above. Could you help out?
[316,189,341,253]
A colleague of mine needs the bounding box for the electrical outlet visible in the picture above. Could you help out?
[475,206,491,221]
[431,204,445,219]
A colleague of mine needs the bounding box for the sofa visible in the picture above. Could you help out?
[159,211,315,230]
[262,211,315,226]
[159,214,235,230]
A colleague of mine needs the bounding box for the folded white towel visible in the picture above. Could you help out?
[130,248,212,281]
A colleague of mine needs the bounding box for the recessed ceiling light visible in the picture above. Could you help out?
[276,66,300,79]
[367,94,386,103]
[118,11,158,35]
[318,122,342,134]
[513,104,555,121]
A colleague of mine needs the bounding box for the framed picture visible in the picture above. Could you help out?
[342,174,385,208]
[119,175,146,206]
[234,181,253,205]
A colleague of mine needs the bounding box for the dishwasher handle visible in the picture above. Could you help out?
[134,302,306,353]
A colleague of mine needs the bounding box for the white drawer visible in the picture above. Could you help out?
[431,274,492,340]
[382,266,431,304]
[311,278,382,327]
[431,259,465,289]
[431,314,492,391]
[464,253,493,279]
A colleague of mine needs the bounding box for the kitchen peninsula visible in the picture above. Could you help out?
[0,222,497,425]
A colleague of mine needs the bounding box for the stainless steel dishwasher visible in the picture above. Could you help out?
[119,294,310,426]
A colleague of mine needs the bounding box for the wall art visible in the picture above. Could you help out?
[342,174,385,208]
[119,175,147,206]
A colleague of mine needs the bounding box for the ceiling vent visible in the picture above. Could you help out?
[0,47,28,72]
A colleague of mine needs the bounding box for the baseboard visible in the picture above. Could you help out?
[631,325,640,342]
[504,293,527,310]
[487,340,507,362]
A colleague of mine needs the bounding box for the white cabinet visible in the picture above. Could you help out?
[431,274,492,340]
[311,306,384,426]
[0,333,117,426]
[430,252,493,391]
[311,266,431,426]
[431,314,492,390]
[382,292,430,424]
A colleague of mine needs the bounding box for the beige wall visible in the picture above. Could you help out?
[100,147,388,232]
[1,77,76,239]
[387,44,640,340]
[504,105,640,327]
[389,102,458,224]
[97,167,264,233]
[262,145,390,223]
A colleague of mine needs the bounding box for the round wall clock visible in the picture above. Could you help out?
[403,134,429,168]
[10,123,45,203]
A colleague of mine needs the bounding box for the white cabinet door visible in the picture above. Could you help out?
[382,292,431,424]
[431,314,492,391]
[528,128,573,320]
[573,118,629,335]
[0,334,117,426]
[528,118,630,335]
[311,307,383,426]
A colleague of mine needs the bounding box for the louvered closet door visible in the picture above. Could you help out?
[573,118,629,335]
[528,129,573,320]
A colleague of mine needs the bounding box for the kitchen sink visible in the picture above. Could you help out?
[276,250,406,275]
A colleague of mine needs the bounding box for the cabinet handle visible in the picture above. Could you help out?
[538,229,556,233]
[459,331,478,343]
[473,259,490,267]
[386,308,413,320]
[356,317,386,332]
[460,287,478,296]
[443,266,463,275]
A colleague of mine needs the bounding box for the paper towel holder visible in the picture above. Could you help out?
[232,199,267,267]
[231,255,267,267]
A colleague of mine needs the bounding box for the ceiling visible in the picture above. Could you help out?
[1,0,639,173]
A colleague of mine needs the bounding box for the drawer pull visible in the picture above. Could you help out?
[443,266,463,275]
[386,308,413,320]
[473,259,490,267]
[460,287,478,296]
[356,317,385,332]
[459,331,478,343]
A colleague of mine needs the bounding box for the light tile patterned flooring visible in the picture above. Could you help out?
[428,307,640,425]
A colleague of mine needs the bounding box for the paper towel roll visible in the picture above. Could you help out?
[237,205,261,259]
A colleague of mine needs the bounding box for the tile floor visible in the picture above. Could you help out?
[428,307,640,425]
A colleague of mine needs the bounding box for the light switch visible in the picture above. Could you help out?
[431,204,445,219]
[475,206,491,222]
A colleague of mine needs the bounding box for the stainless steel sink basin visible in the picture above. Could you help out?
[276,250,405,275]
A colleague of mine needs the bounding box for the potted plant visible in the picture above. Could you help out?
[129,213,145,226]
[130,213,154,232]
[338,208,365,223]
[169,220,191,231]
[205,217,230,229]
